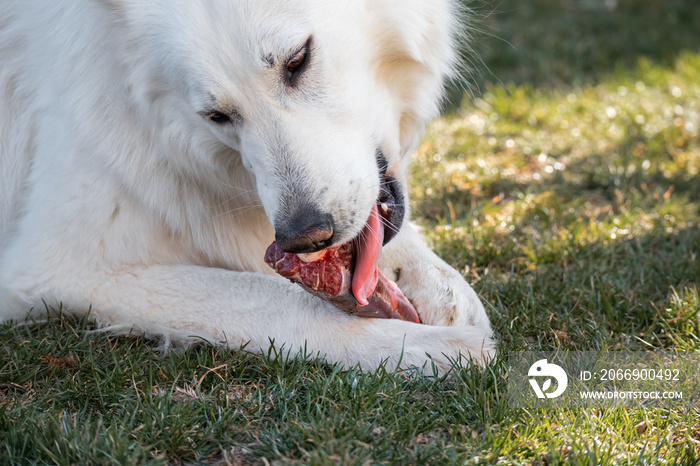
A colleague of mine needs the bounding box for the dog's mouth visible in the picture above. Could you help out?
[264,167,417,322]
[294,179,402,306]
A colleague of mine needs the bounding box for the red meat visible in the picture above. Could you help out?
[264,241,420,323]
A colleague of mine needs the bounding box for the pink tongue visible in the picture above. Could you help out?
[352,204,384,305]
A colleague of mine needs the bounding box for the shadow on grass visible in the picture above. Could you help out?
[414,128,699,352]
[478,225,699,358]
[414,120,700,227]
[445,0,700,108]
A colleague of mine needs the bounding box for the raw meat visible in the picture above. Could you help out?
[264,241,420,323]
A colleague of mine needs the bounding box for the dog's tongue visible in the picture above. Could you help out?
[352,204,384,306]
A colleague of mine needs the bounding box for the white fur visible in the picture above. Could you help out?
[0,0,493,375]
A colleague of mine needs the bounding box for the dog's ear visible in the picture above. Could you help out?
[366,0,463,155]
[367,0,458,70]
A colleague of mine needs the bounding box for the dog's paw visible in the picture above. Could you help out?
[406,325,494,375]
[399,260,492,330]
[354,319,494,376]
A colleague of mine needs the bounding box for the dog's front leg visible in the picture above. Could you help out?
[7,264,491,374]
[380,225,494,336]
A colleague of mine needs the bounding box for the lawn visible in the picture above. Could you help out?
[2,0,700,464]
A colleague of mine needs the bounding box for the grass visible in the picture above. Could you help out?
[415,52,700,355]
[2,0,700,464]
[449,0,700,101]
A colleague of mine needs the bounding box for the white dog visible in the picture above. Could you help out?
[0,0,493,374]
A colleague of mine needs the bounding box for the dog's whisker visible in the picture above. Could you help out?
[212,191,260,209]
[212,204,263,219]
[214,180,258,192]
[378,216,401,235]
[362,221,379,238]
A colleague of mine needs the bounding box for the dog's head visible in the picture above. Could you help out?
[119,0,459,252]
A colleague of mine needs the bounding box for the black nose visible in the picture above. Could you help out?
[275,206,335,254]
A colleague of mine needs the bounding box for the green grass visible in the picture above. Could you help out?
[3,1,700,464]
[415,52,700,355]
[450,0,700,101]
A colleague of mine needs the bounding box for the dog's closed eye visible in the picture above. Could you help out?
[287,49,307,72]
[284,37,312,86]
[200,109,242,126]
[208,111,231,124]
